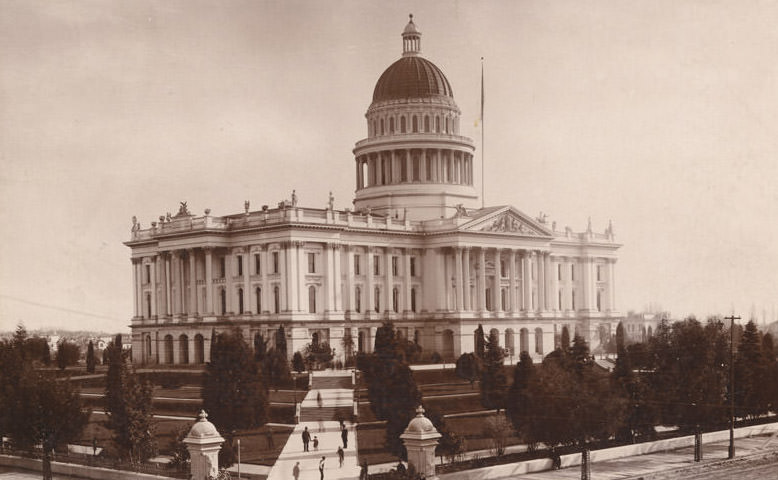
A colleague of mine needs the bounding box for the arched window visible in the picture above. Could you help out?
[435,116,441,133]
[308,286,316,313]
[535,328,544,355]
[380,118,385,135]
[220,289,227,315]
[445,117,449,133]
[374,287,380,312]
[505,329,515,355]
[410,288,417,313]
[273,286,280,313]
[256,287,262,313]
[312,332,320,347]
[414,329,421,345]
[520,328,529,354]
[145,335,152,357]
[390,117,395,133]
[400,116,406,133]
[358,331,365,353]
[392,287,399,312]
[412,115,418,133]
[179,334,189,364]
[238,288,244,314]
[164,335,174,364]
[194,334,205,363]
[424,115,430,132]
[355,286,361,313]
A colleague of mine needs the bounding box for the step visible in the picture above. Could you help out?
[299,406,353,423]
[311,376,353,390]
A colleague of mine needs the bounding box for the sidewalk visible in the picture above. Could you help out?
[267,371,361,480]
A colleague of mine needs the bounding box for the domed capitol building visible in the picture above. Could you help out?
[125,16,621,365]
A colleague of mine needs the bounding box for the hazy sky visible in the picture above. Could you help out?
[2,0,777,333]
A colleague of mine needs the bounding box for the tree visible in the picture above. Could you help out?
[474,324,485,359]
[560,325,571,351]
[55,340,80,370]
[24,336,51,366]
[275,325,287,357]
[104,335,157,464]
[86,340,96,373]
[302,341,334,370]
[506,352,535,443]
[612,322,656,442]
[253,333,267,362]
[424,407,464,463]
[735,320,769,419]
[291,351,306,373]
[455,353,481,389]
[262,347,291,388]
[202,328,267,468]
[480,330,507,411]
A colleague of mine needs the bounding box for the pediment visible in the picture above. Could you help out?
[460,207,552,237]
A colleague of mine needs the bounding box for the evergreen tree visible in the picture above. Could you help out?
[292,351,305,373]
[474,324,485,359]
[55,340,80,370]
[275,325,287,357]
[104,336,157,463]
[506,351,535,442]
[253,333,267,362]
[202,328,268,468]
[560,325,571,351]
[480,330,507,411]
[86,340,96,373]
[455,353,481,389]
[735,320,768,419]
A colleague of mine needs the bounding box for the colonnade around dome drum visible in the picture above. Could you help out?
[356,148,474,190]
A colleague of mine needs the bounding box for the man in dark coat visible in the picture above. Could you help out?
[302,426,311,452]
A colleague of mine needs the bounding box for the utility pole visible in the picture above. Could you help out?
[724,314,740,459]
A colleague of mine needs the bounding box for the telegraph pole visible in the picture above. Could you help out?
[724,314,740,459]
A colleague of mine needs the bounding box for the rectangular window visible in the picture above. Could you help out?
[558,264,562,281]
[373,255,380,275]
[571,264,575,282]
[220,257,226,278]
[597,265,602,282]
[354,255,361,275]
[145,264,151,284]
[410,257,416,277]
[237,255,243,276]
[255,254,261,275]
[272,252,279,274]
[500,260,506,277]
[308,252,316,274]
[392,256,398,276]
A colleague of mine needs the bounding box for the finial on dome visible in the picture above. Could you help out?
[402,14,421,57]
[415,405,425,416]
[197,410,208,422]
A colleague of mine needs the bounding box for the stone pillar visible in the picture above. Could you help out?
[296,242,306,312]
[189,250,198,315]
[478,248,487,312]
[183,411,225,480]
[204,248,213,314]
[150,255,158,317]
[284,242,294,312]
[544,252,552,311]
[536,252,544,313]
[550,255,559,311]
[608,259,616,311]
[400,406,442,480]
[132,259,141,318]
[493,249,502,312]
[324,244,334,312]
[509,250,517,314]
[225,250,233,314]
[522,252,532,312]
[403,249,412,312]
[346,246,355,312]
[463,247,471,311]
[333,244,342,312]
[384,248,393,312]
[454,247,464,311]
[435,249,446,311]
[164,252,172,316]
[259,247,268,313]
[178,251,186,315]
[242,249,251,314]
[366,250,375,313]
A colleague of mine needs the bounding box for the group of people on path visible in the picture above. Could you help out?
[297,420,353,479]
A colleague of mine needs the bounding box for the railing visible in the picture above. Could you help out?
[353,132,475,149]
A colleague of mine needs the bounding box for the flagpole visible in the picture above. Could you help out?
[480,57,485,209]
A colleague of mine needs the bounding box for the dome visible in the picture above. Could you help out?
[404,406,436,433]
[187,410,221,439]
[372,56,454,103]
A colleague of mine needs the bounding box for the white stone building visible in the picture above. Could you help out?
[126,17,621,365]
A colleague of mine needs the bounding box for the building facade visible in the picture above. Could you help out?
[126,17,621,365]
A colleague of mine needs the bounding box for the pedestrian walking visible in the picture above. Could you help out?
[337,446,344,467]
[313,435,319,451]
[302,426,311,452]
[318,418,325,433]
[292,461,300,480]
[266,426,275,449]
[319,456,326,480]
[341,424,348,449]
[317,390,323,408]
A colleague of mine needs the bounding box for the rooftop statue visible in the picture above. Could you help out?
[174,201,191,218]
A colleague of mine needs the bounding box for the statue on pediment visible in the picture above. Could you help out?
[174,201,191,218]
[453,204,468,218]
[536,211,548,224]
[131,216,140,232]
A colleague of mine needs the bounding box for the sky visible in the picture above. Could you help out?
[1,0,777,333]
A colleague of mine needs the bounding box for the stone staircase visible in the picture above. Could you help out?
[300,405,353,423]
[311,375,353,390]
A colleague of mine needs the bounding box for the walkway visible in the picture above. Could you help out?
[267,370,361,480]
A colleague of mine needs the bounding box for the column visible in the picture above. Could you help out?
[346,245,355,312]
[420,149,427,182]
[324,244,333,312]
[384,248,392,312]
[366,250,375,312]
[164,252,172,316]
[493,249,502,312]
[204,248,213,314]
[543,252,552,311]
[536,252,544,313]
[150,255,158,317]
[463,248,471,311]
[225,250,233,314]
[477,248,486,312]
[608,259,616,311]
[132,259,141,317]
[356,159,361,189]
[405,149,412,182]
[509,250,517,314]
[259,246,268,313]
[522,252,532,311]
[403,249,412,312]
[242,249,251,314]
[454,247,464,311]
[547,254,560,311]
[296,242,305,312]
[283,242,293,312]
[436,249,446,311]
[189,250,198,315]
[333,244,342,311]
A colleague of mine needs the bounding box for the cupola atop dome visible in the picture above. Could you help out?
[402,14,421,57]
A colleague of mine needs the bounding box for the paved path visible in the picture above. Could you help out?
[267,371,361,480]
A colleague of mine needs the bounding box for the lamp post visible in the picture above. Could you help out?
[724,314,740,459]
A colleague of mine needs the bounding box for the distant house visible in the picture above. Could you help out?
[622,312,666,343]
